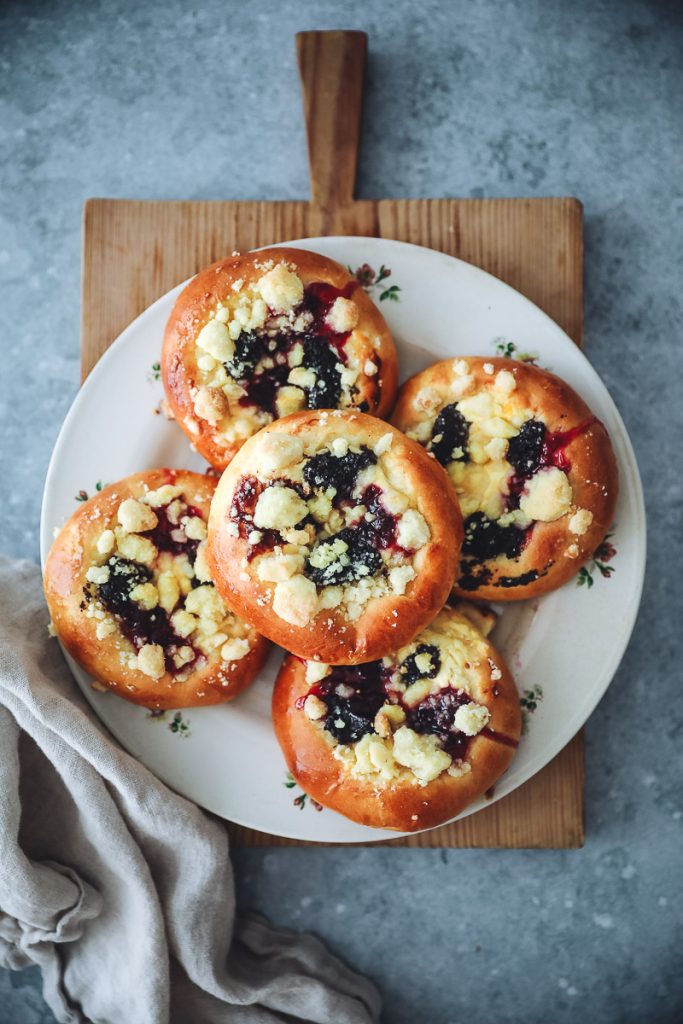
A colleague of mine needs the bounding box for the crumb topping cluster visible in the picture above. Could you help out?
[226,424,431,626]
[81,483,253,690]
[298,614,505,786]
[185,260,381,447]
[404,361,595,588]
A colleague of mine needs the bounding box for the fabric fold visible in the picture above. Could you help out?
[0,555,380,1024]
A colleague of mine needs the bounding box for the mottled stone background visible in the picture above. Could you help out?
[1,0,681,1021]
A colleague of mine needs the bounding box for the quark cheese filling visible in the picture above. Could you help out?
[186,261,382,446]
[81,483,253,689]
[404,362,595,589]
[297,614,512,786]
[227,425,431,625]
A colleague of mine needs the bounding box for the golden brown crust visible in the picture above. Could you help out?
[162,247,398,470]
[44,469,269,709]
[272,607,521,832]
[208,410,463,664]
[392,357,619,601]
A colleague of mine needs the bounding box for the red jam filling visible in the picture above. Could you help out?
[505,417,596,508]
[459,416,596,588]
[296,651,518,758]
[227,280,372,415]
[148,503,203,557]
[83,501,207,676]
[228,448,410,583]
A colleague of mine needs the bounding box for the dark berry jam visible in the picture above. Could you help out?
[240,360,290,413]
[230,475,310,559]
[480,726,519,748]
[94,557,197,675]
[229,476,263,538]
[302,481,400,587]
[226,330,263,380]
[506,419,546,477]
[233,322,344,415]
[496,569,541,588]
[246,530,281,562]
[359,485,399,550]
[459,563,542,592]
[299,447,402,586]
[223,280,361,416]
[506,417,596,508]
[428,404,470,466]
[457,563,493,592]
[303,446,376,502]
[303,280,357,353]
[297,646,506,760]
[399,643,441,684]
[116,601,190,666]
[308,662,386,744]
[301,335,343,408]
[305,525,382,586]
[454,417,596,589]
[406,689,471,760]
[148,504,201,560]
[97,558,152,615]
[541,418,596,471]
[462,511,531,561]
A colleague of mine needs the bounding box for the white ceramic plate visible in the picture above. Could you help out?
[40,237,646,842]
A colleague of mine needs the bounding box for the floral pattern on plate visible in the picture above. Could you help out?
[577,532,617,588]
[284,772,323,812]
[350,263,401,302]
[146,708,191,738]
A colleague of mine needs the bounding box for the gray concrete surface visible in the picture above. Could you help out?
[1,0,681,1021]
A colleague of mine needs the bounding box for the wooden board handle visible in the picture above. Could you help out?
[296,30,367,209]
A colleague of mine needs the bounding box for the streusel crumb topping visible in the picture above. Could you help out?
[186,262,380,447]
[80,483,253,693]
[227,429,431,626]
[297,612,512,787]
[403,362,596,587]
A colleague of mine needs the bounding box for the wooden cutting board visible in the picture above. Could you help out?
[81,31,584,848]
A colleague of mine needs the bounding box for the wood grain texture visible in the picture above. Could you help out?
[80,30,585,849]
[296,31,367,209]
[82,196,583,377]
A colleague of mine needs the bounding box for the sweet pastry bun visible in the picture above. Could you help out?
[208,410,463,664]
[392,357,618,600]
[272,605,521,832]
[162,247,398,470]
[44,469,269,709]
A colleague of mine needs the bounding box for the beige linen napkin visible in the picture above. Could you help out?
[0,555,381,1024]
